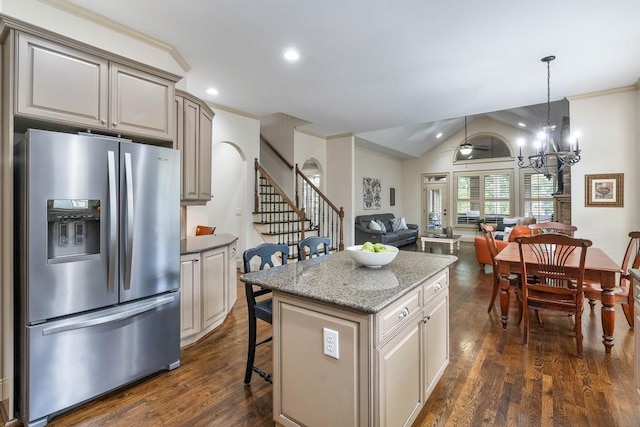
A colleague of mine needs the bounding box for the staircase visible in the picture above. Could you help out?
[253,158,344,260]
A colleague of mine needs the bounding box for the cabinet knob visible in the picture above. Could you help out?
[435,283,442,291]
[113,122,118,127]
[101,119,107,125]
[398,307,409,319]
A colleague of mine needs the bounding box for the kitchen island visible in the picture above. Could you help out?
[241,250,457,427]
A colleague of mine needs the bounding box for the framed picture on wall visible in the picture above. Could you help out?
[363,177,382,209]
[390,188,395,206]
[585,173,624,207]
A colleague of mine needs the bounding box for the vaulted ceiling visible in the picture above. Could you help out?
[63,0,640,157]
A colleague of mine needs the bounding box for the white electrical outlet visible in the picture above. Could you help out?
[323,328,339,359]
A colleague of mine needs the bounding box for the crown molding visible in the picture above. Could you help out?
[294,128,327,140]
[327,133,354,141]
[567,84,638,101]
[206,102,260,120]
[39,0,190,72]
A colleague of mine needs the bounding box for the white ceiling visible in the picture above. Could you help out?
[63,0,640,158]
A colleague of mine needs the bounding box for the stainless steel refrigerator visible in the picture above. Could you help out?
[14,129,181,427]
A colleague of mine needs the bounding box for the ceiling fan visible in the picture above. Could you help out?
[458,116,489,155]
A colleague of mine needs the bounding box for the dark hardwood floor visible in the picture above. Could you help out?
[48,242,640,426]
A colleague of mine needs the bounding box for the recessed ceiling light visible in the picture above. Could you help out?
[283,49,300,61]
[436,133,443,138]
[518,122,526,127]
[206,88,219,96]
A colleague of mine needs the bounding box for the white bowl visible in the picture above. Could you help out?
[345,245,399,268]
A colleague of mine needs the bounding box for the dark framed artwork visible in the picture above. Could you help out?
[585,173,624,207]
[363,177,381,209]
[390,188,396,206]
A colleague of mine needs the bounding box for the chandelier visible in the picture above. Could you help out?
[517,56,581,178]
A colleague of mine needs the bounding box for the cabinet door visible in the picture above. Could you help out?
[228,242,238,309]
[198,108,213,201]
[182,99,200,200]
[635,302,640,395]
[201,247,227,329]
[110,63,174,140]
[16,33,109,128]
[180,254,201,344]
[174,95,184,198]
[377,318,422,427]
[422,290,449,399]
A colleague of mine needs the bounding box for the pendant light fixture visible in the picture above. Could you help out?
[517,56,581,178]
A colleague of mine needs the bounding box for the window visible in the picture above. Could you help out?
[455,170,513,226]
[522,171,555,222]
[455,134,513,163]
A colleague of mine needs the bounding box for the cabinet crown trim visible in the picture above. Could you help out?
[0,13,182,83]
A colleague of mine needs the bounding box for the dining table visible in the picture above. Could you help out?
[494,241,622,354]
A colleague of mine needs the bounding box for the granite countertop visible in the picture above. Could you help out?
[630,269,640,282]
[180,233,238,255]
[240,250,457,314]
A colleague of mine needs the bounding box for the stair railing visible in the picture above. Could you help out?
[295,164,345,252]
[260,134,293,170]
[254,159,306,256]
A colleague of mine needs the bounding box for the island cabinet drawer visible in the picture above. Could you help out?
[423,270,449,306]
[376,288,421,345]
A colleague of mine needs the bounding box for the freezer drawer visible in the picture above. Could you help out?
[22,292,180,426]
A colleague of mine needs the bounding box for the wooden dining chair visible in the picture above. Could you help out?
[242,243,289,385]
[583,231,640,328]
[195,225,215,236]
[528,221,577,236]
[481,224,521,321]
[515,234,592,357]
[297,236,330,261]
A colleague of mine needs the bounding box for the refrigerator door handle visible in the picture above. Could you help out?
[41,295,176,335]
[124,152,134,290]
[107,150,117,294]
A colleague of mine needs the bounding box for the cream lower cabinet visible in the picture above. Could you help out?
[273,269,450,427]
[634,275,640,396]
[180,242,237,347]
[422,286,450,398]
[377,316,423,427]
[180,253,201,342]
[201,247,228,330]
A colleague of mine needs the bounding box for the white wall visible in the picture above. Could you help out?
[2,0,185,77]
[569,88,639,262]
[354,146,403,217]
[327,136,355,246]
[186,106,261,258]
[402,116,523,240]
[294,130,327,192]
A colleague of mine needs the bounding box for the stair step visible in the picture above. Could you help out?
[253,219,311,225]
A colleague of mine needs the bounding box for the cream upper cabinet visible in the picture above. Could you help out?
[175,90,214,203]
[109,63,174,140]
[198,108,213,200]
[16,33,109,129]
[15,32,175,142]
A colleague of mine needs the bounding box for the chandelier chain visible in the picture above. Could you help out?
[546,59,551,127]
